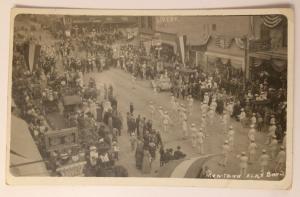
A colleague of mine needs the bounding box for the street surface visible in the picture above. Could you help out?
[34,26,280,179]
[82,69,277,178]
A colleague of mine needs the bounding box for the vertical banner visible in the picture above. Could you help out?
[178,35,186,67]
[23,42,41,72]
[23,42,30,71]
[34,44,41,71]
[28,43,36,72]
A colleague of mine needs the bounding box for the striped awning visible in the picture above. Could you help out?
[157,154,220,178]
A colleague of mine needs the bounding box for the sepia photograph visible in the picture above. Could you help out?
[6,8,293,188]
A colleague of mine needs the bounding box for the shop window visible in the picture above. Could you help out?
[212,24,216,31]
[148,17,153,30]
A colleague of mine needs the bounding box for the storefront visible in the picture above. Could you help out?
[10,115,49,176]
[248,49,287,89]
[204,36,246,76]
[248,15,288,88]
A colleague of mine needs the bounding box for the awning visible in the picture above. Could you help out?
[10,115,48,176]
[157,154,220,178]
[205,51,245,70]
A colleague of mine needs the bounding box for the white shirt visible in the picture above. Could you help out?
[248,143,257,154]
[197,132,205,144]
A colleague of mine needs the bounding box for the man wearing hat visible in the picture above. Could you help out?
[203,92,210,104]
[178,103,185,121]
[238,108,246,127]
[251,113,257,127]
[210,98,217,112]
[248,124,256,142]
[182,112,188,139]
[282,131,287,148]
[248,139,258,164]
[89,146,99,167]
[158,106,164,119]
[162,111,172,133]
[269,135,278,159]
[201,114,207,132]
[270,114,276,125]
[170,95,176,112]
[218,140,230,167]
[181,107,188,124]
[275,146,286,173]
[226,101,234,116]
[265,122,277,145]
[196,128,206,155]
[201,101,208,115]
[148,101,155,121]
[187,95,194,116]
[131,74,136,89]
[174,146,186,160]
[190,123,197,148]
[258,149,270,174]
[207,105,215,125]
[237,152,248,178]
[227,126,235,151]
[221,111,228,134]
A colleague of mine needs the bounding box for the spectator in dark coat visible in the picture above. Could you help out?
[173,146,186,160]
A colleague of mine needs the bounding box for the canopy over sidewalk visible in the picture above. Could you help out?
[10,115,48,176]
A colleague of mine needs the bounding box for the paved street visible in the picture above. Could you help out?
[82,68,276,178]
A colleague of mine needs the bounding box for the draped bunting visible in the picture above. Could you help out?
[230,59,244,71]
[198,34,211,46]
[215,36,233,49]
[234,38,245,49]
[220,58,229,65]
[253,58,264,67]
[262,15,283,28]
[272,59,286,72]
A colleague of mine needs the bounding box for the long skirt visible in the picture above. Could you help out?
[142,156,151,174]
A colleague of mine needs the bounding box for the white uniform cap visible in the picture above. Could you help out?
[90,146,97,151]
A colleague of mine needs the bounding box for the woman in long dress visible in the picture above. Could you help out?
[142,149,152,174]
[135,140,144,169]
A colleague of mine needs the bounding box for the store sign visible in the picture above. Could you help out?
[156,16,178,26]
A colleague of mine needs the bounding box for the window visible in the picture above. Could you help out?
[212,24,216,31]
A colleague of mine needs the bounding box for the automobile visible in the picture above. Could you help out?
[62,95,82,117]
[151,76,172,92]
